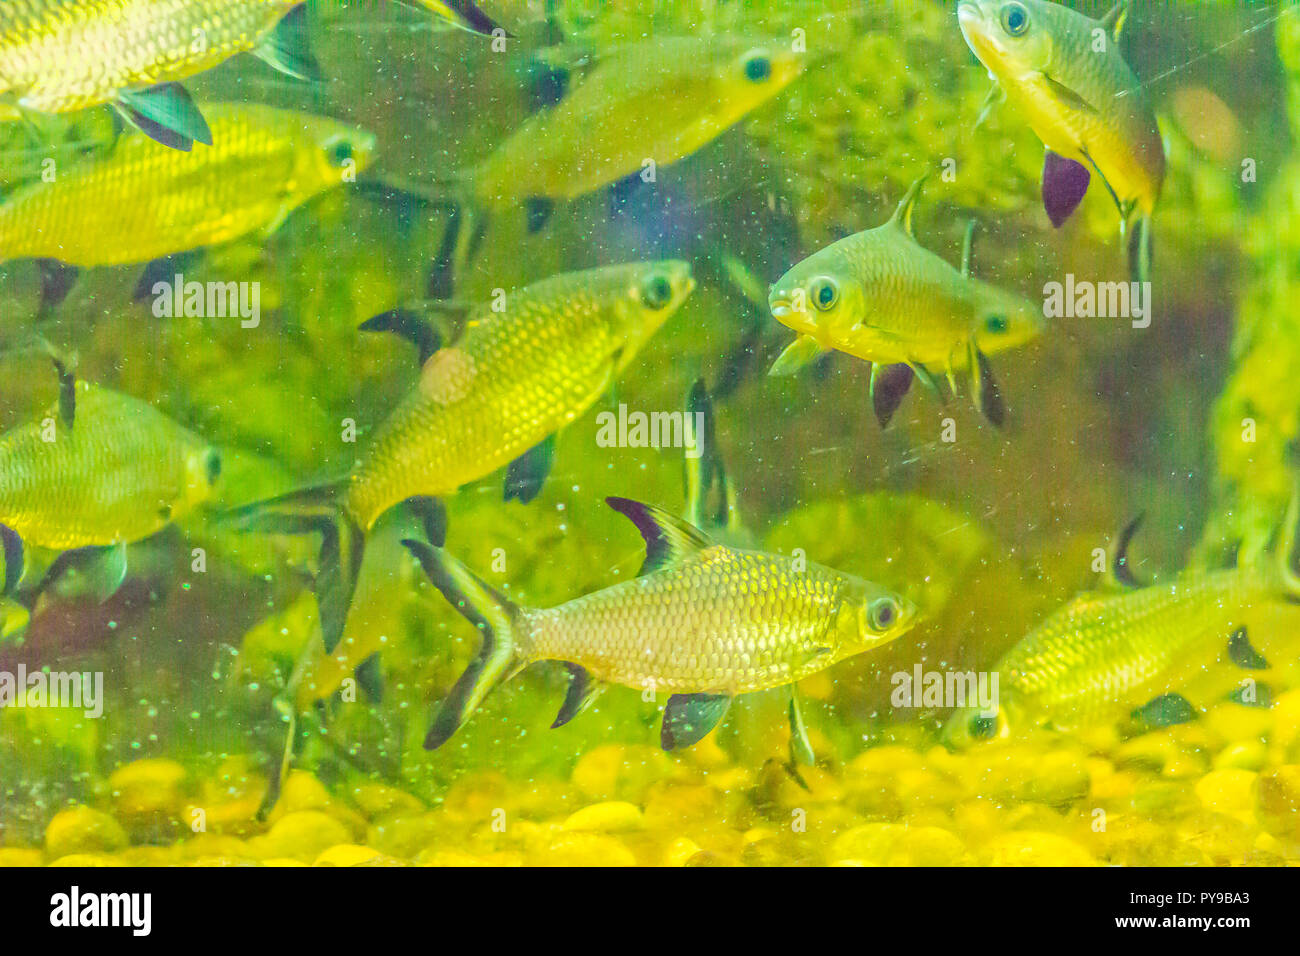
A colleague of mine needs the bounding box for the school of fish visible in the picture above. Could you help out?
[7,0,1299,852]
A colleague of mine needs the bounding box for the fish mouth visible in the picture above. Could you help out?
[769,294,794,319]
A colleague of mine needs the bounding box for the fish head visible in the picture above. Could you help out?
[767,251,866,344]
[970,283,1045,356]
[299,117,378,190]
[835,577,920,657]
[957,0,1056,79]
[940,699,1013,750]
[705,39,807,113]
[603,260,697,370]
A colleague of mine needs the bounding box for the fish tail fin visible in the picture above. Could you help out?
[400,538,529,749]
[1276,481,1300,598]
[224,482,364,655]
[1128,213,1153,287]
[427,197,486,300]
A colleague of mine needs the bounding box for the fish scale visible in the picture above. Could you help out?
[0,381,217,548]
[0,103,374,265]
[344,264,694,529]
[0,0,296,114]
[525,548,849,694]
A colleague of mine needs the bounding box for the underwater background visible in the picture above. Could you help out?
[2,0,1300,867]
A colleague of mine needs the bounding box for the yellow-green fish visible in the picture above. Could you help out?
[232,261,696,655]
[432,35,805,293]
[957,0,1165,282]
[0,103,375,269]
[941,511,1294,748]
[401,496,919,751]
[0,0,506,149]
[767,177,1044,428]
[0,359,221,603]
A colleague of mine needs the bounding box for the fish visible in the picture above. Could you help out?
[401,496,920,751]
[956,0,1166,283]
[767,177,1044,428]
[229,261,697,657]
[0,103,374,267]
[0,103,375,307]
[941,505,1299,749]
[428,35,806,294]
[0,355,221,607]
[0,0,506,150]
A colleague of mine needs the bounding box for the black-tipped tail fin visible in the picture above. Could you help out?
[401,539,526,749]
[224,482,361,654]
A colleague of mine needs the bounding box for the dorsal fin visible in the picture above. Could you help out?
[1101,1,1129,42]
[606,497,712,575]
[888,175,929,238]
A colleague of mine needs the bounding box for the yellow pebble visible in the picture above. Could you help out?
[1194,769,1258,825]
[663,837,702,867]
[262,811,352,863]
[47,854,123,867]
[45,806,128,859]
[536,832,636,867]
[0,848,43,867]
[314,844,383,867]
[563,801,645,833]
[1256,765,1300,842]
[1212,740,1267,772]
[108,758,189,819]
[981,831,1097,866]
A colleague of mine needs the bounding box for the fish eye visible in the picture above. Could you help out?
[742,51,773,83]
[867,597,900,632]
[985,314,1009,335]
[810,277,839,311]
[970,714,999,739]
[640,273,675,310]
[1000,2,1030,36]
[325,138,354,168]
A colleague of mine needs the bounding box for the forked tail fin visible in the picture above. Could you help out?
[401,539,527,749]
[224,482,363,654]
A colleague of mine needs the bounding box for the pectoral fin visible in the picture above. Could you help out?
[1227,626,1268,670]
[504,434,556,504]
[525,197,555,234]
[551,663,606,728]
[869,363,914,429]
[1042,151,1092,228]
[1131,692,1197,728]
[0,525,23,596]
[252,5,322,82]
[787,689,815,768]
[661,692,732,750]
[969,342,1006,427]
[35,259,79,314]
[770,335,829,377]
[355,652,384,703]
[45,541,129,604]
[113,83,212,151]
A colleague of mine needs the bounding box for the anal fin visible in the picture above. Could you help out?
[504,434,556,504]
